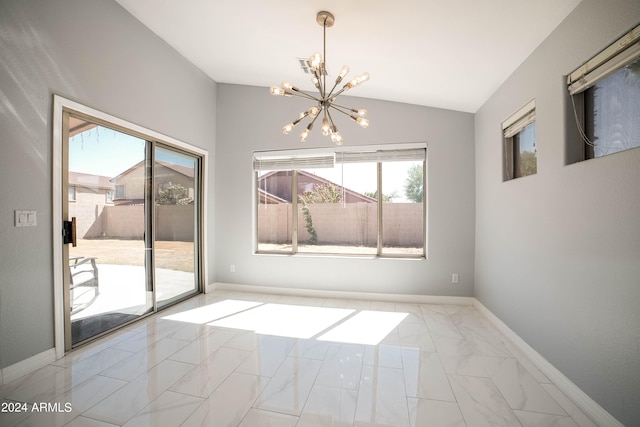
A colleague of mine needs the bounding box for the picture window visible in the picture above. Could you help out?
[254,145,427,258]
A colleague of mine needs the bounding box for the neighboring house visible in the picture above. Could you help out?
[258,188,288,204]
[258,170,375,204]
[110,160,195,205]
[68,172,114,238]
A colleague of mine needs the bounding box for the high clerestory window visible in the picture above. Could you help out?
[568,24,640,160]
[254,144,427,258]
[503,100,537,181]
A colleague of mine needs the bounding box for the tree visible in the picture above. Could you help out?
[519,151,537,177]
[300,183,342,203]
[364,190,396,202]
[404,164,423,203]
[157,182,187,205]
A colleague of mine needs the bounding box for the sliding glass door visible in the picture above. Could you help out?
[62,112,202,349]
[154,145,200,308]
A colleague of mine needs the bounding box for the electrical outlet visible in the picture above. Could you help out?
[452,273,459,284]
[230,264,236,273]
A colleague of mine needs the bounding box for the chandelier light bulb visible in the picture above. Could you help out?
[321,118,330,136]
[309,53,322,71]
[300,128,311,142]
[282,123,295,134]
[335,65,350,84]
[356,117,370,128]
[270,11,369,145]
[270,86,286,96]
[358,72,370,84]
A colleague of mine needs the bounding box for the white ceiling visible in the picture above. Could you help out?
[114,0,581,113]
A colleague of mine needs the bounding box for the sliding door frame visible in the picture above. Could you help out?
[53,95,208,357]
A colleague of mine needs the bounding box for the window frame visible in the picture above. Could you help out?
[114,184,125,200]
[567,23,640,161]
[253,144,427,259]
[502,100,537,181]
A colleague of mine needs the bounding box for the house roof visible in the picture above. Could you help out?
[110,160,194,182]
[258,188,288,204]
[68,116,97,138]
[69,172,114,191]
[258,170,376,203]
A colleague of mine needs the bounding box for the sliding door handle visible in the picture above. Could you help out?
[63,217,77,247]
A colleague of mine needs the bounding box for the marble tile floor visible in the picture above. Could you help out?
[0,290,599,427]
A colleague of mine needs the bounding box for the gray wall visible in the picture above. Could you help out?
[7,1,635,424]
[0,0,217,368]
[474,1,640,425]
[215,84,475,296]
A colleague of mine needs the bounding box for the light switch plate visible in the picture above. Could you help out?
[15,210,37,227]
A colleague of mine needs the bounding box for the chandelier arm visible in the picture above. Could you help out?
[328,104,355,117]
[289,89,322,102]
[325,79,342,100]
[326,108,337,128]
[330,101,359,113]
[307,110,321,128]
[313,70,325,99]
[331,86,351,99]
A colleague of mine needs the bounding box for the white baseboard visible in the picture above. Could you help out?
[1,348,56,385]
[212,282,474,306]
[205,281,216,294]
[473,299,622,427]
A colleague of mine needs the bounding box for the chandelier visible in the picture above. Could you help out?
[270,11,369,145]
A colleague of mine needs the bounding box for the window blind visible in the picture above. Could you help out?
[336,148,426,163]
[253,143,426,170]
[567,24,640,95]
[253,152,335,171]
[503,100,535,139]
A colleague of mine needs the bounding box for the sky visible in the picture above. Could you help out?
[71,125,419,202]
[519,123,536,154]
[276,160,419,203]
[69,126,194,177]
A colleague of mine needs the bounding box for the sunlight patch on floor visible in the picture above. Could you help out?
[163,299,409,345]
[161,299,263,324]
[318,310,408,345]
[208,303,355,339]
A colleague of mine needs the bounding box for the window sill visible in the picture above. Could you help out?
[254,251,426,261]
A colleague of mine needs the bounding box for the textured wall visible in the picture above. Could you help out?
[0,0,216,369]
[474,0,640,425]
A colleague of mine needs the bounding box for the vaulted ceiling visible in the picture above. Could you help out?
[115,0,581,113]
